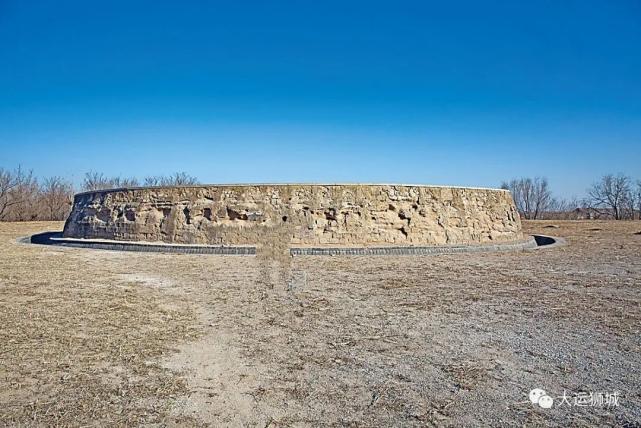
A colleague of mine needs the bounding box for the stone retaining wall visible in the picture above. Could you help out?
[63,184,523,246]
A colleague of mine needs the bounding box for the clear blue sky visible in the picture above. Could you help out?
[1,1,640,197]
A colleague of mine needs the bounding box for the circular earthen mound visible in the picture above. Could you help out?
[63,184,524,248]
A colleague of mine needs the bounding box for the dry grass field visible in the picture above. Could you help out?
[1,220,640,426]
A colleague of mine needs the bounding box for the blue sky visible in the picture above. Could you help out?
[1,1,640,197]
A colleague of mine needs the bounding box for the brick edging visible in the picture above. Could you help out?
[24,232,550,256]
[290,238,538,256]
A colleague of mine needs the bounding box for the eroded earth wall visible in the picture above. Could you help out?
[63,185,523,246]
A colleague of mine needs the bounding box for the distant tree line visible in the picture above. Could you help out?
[1,166,639,222]
[0,167,199,222]
[501,174,641,220]
[81,171,199,191]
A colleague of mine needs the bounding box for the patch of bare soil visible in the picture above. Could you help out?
[1,220,640,426]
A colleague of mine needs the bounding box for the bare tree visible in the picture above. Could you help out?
[40,176,74,221]
[13,174,40,221]
[623,187,637,220]
[143,176,162,186]
[637,181,641,220]
[501,177,553,220]
[144,172,199,186]
[82,171,111,191]
[167,172,198,186]
[82,172,139,191]
[0,167,38,221]
[540,197,583,220]
[587,174,633,220]
[628,180,641,220]
[111,176,139,188]
[1,168,201,222]
[0,167,21,220]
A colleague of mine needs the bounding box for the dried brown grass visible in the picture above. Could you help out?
[0,222,201,425]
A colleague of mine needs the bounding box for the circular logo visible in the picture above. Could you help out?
[538,395,554,409]
[529,388,554,408]
[529,388,547,404]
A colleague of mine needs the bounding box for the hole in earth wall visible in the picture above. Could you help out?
[227,207,248,221]
[203,208,212,221]
[183,207,191,224]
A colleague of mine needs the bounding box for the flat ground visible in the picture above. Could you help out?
[0,221,640,426]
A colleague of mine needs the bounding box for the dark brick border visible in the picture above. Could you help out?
[27,232,255,255]
[22,232,559,256]
[290,237,539,256]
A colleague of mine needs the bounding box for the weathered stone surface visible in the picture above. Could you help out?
[63,184,523,246]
